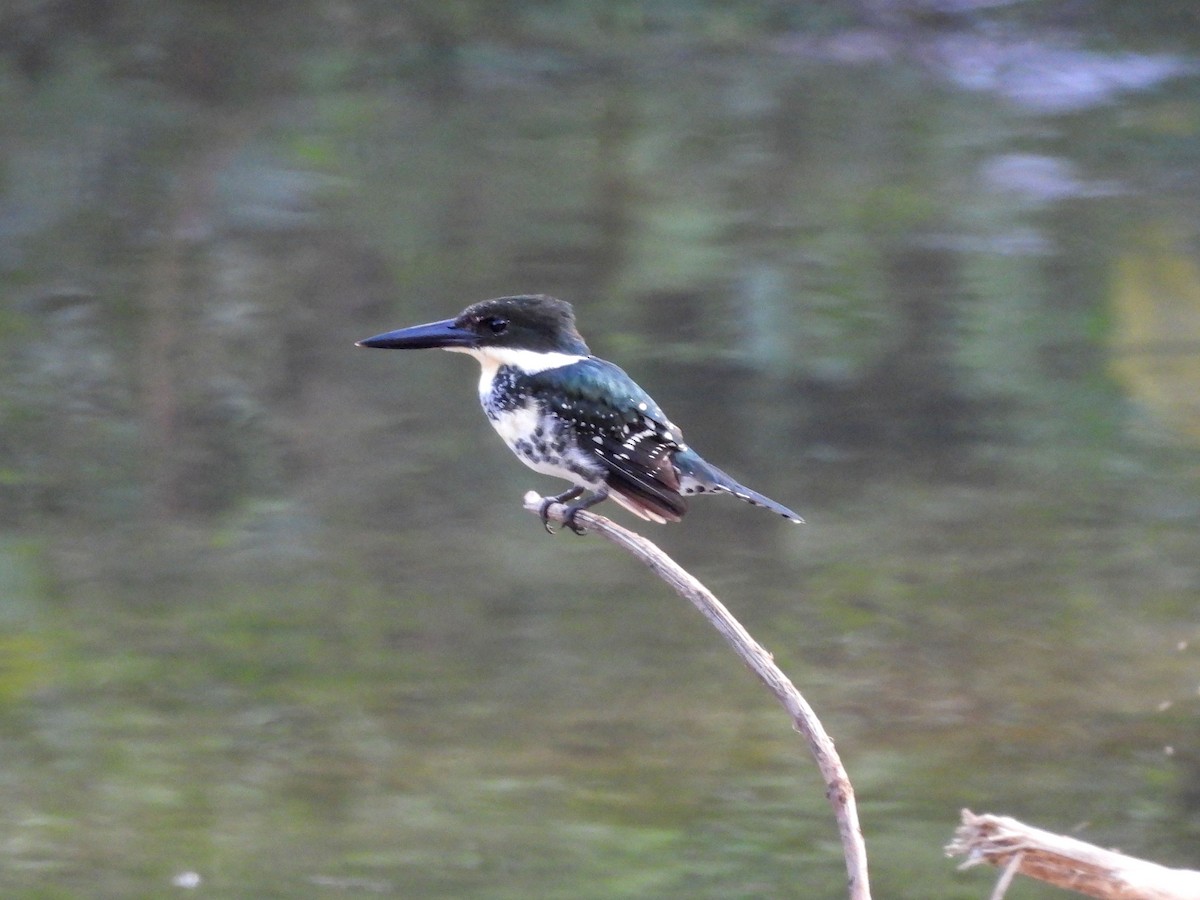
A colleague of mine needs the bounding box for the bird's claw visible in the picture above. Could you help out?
[538,497,589,536]
[563,508,588,536]
[538,487,589,536]
[538,498,558,534]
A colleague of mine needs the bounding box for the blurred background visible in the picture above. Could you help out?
[2,0,1200,896]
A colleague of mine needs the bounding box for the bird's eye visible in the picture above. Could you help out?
[486,317,509,334]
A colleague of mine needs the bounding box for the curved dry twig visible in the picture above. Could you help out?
[524,492,871,900]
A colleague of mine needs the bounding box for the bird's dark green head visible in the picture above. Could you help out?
[357,294,591,356]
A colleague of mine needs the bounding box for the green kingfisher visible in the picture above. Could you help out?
[357,295,803,534]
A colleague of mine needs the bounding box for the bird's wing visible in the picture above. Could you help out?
[528,358,689,521]
[593,425,687,522]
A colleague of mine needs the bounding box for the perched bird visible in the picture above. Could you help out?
[358,295,803,534]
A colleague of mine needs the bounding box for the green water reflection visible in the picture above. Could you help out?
[2,3,1200,897]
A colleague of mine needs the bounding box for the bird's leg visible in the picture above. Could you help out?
[561,488,609,536]
[539,486,585,534]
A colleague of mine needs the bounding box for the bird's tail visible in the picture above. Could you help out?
[675,451,804,523]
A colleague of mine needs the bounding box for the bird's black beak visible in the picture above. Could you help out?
[356,317,477,350]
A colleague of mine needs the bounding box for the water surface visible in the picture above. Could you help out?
[2,4,1200,897]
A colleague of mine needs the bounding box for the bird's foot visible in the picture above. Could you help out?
[558,488,608,536]
[539,487,585,534]
[561,504,589,536]
[538,498,559,534]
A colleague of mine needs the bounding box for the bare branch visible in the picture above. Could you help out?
[524,492,871,900]
[947,810,1200,899]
